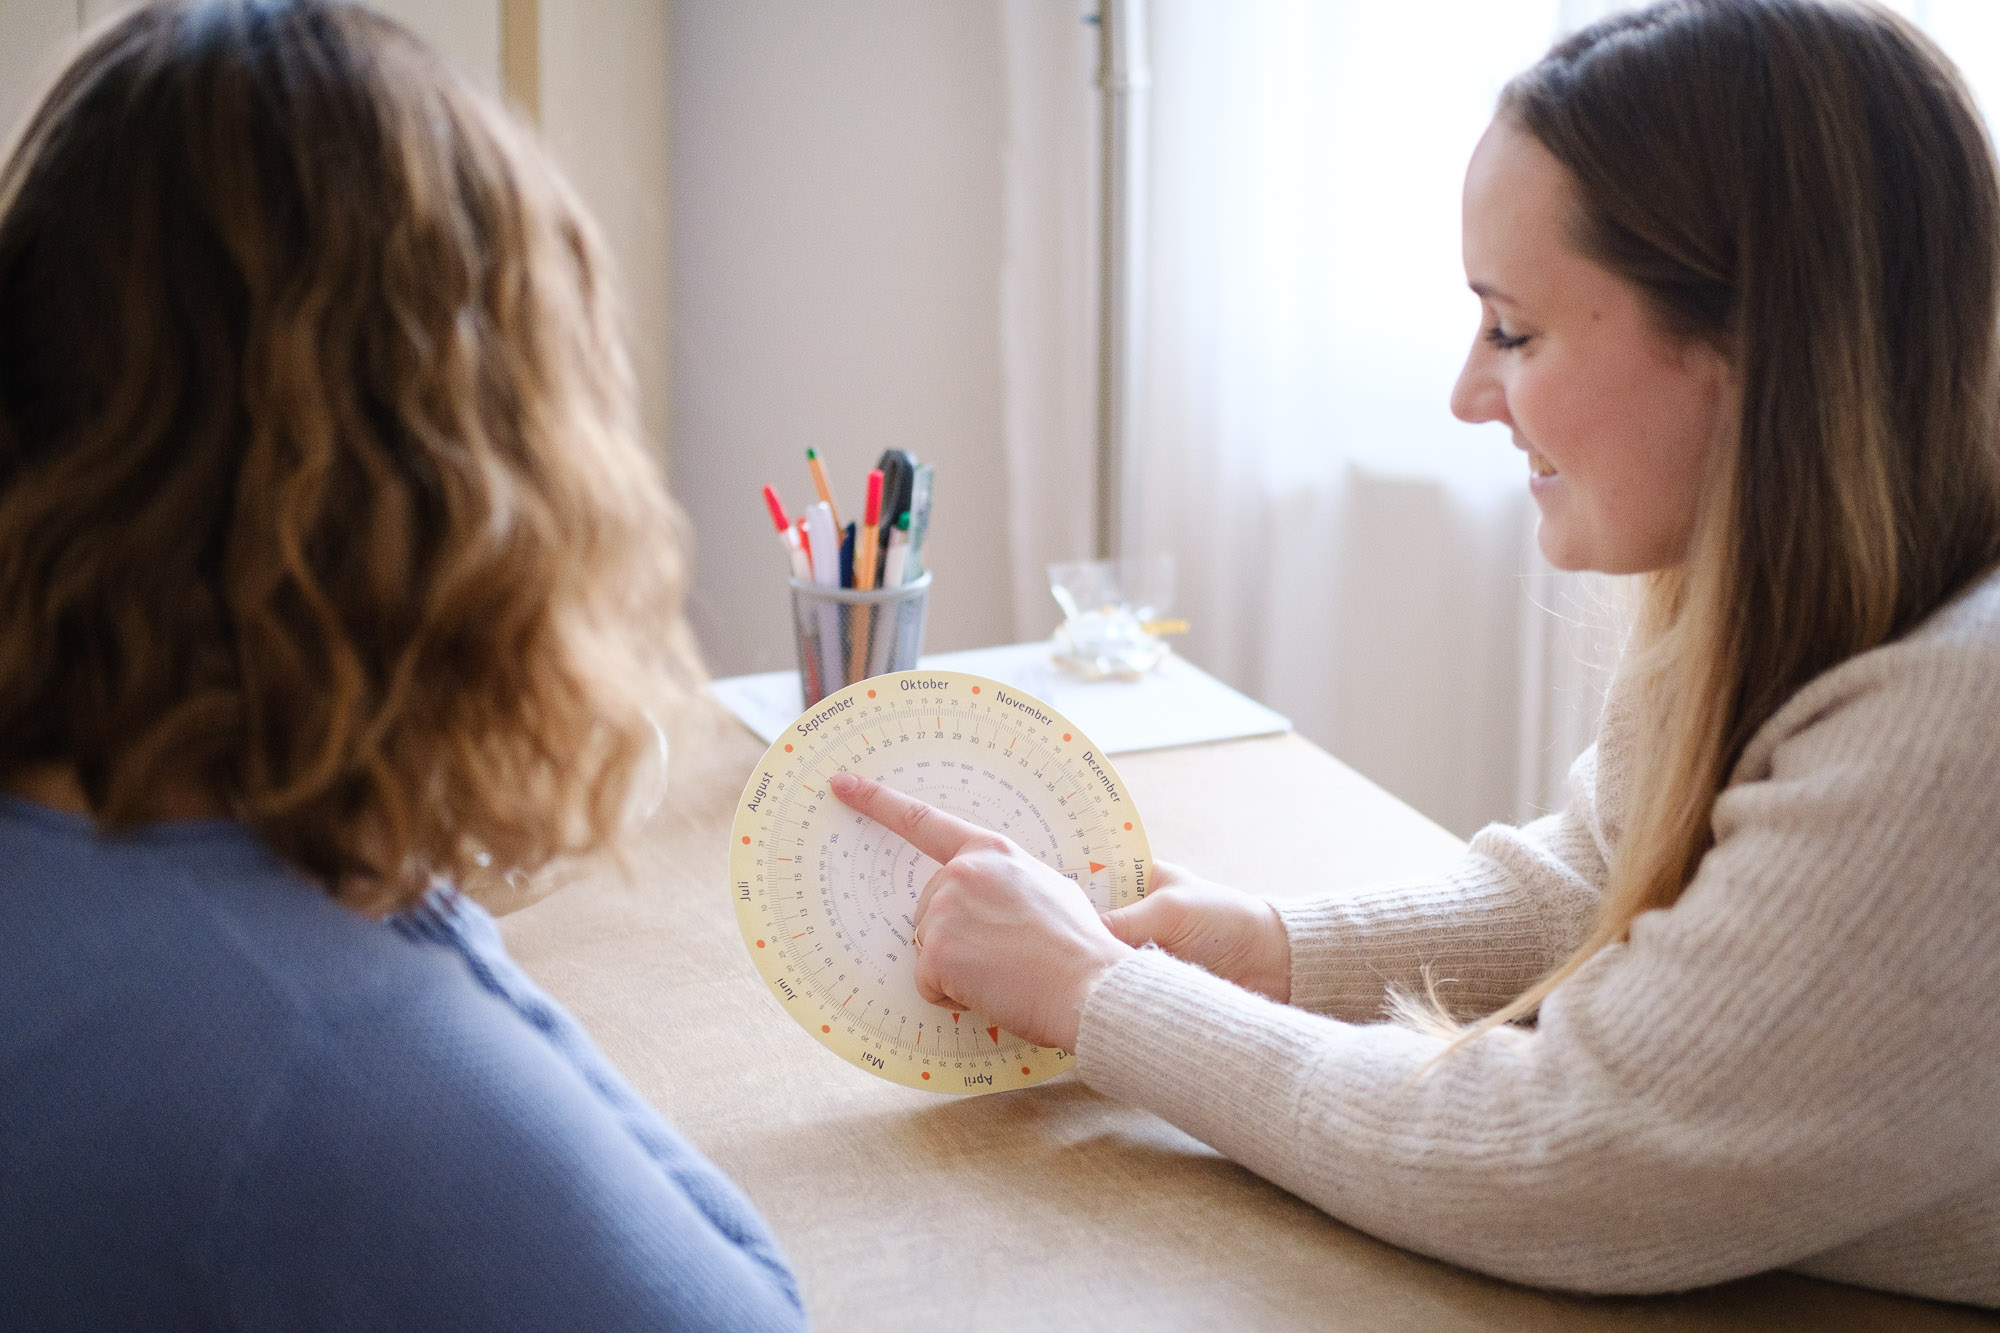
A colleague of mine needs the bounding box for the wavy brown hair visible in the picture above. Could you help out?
[1407,0,2000,1047]
[0,0,701,913]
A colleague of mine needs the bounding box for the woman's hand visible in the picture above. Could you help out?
[828,771,1132,1052]
[1101,861,1293,1004]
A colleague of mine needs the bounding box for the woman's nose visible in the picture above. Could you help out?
[1450,341,1509,426]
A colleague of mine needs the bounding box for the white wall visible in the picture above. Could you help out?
[667,0,1016,675]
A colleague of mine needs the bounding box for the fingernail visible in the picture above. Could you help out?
[829,772,858,795]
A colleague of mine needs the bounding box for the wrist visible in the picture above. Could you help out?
[1055,938,1134,1051]
[1259,901,1293,1004]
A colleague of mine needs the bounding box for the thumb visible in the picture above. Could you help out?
[1101,894,1176,948]
[912,949,960,1009]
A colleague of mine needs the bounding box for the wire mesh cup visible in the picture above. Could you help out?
[790,571,931,708]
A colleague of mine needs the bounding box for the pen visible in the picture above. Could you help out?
[905,462,934,579]
[857,469,883,592]
[804,502,844,692]
[805,503,840,587]
[873,449,916,571]
[849,469,885,684]
[882,512,910,588]
[806,447,843,531]
[866,519,907,677]
[763,484,810,581]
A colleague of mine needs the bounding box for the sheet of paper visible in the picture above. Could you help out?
[707,641,1290,755]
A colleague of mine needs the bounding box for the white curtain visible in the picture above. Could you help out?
[998,1,1102,641]
[1123,0,1600,837]
[1000,0,2000,839]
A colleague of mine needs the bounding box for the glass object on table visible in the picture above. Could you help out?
[1047,555,1179,680]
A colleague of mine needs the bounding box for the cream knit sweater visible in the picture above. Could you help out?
[1076,567,2000,1306]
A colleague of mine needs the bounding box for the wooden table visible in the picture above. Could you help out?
[494,703,1998,1332]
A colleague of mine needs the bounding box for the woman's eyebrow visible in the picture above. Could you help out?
[1469,281,1518,305]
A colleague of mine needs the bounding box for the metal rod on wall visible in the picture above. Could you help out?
[1094,0,1149,562]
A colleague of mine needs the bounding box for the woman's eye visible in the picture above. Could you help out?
[1484,324,1530,351]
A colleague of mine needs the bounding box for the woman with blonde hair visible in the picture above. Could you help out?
[0,2,801,1327]
[834,0,2000,1305]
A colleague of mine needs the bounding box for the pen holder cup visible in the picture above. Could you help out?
[789,571,932,708]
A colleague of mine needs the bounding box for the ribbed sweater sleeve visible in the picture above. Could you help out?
[1076,581,2000,1305]
[1276,752,1607,1023]
[1278,662,1638,1023]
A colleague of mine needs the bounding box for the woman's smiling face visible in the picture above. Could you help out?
[1450,118,1735,574]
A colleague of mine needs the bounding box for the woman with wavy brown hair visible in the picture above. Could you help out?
[0,3,802,1327]
[829,0,2000,1306]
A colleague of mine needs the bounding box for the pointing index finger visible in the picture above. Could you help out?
[829,771,988,863]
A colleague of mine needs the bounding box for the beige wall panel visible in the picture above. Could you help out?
[538,0,673,459]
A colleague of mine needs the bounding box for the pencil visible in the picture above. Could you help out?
[806,448,843,531]
[847,472,881,683]
[857,469,883,592]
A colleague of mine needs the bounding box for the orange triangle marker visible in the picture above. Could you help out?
[1088,861,1106,875]
[986,1026,1000,1045]
[951,1012,960,1023]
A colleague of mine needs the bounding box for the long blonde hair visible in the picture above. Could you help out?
[0,1,701,913]
[1411,0,2000,1046]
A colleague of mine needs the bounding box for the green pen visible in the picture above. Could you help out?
[905,463,934,579]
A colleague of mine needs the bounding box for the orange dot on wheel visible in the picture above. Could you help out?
[741,836,751,844]
[755,939,765,948]
[867,689,877,698]
[822,1025,831,1033]
[1021,1066,1031,1075]
[1063,733,1072,742]
[1124,822,1132,830]
[921,1071,931,1080]
[972,685,981,694]
[784,743,793,752]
